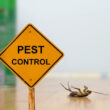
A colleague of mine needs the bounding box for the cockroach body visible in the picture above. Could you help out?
[61,82,108,97]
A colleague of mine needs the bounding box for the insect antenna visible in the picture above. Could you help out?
[91,91,109,96]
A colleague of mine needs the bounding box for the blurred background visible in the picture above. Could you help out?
[17,0,110,73]
[1,1,110,110]
[1,0,110,85]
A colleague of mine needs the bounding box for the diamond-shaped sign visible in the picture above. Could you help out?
[0,24,64,87]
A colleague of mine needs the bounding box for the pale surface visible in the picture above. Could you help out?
[0,76,110,110]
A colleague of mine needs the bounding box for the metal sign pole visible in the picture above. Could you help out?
[28,88,35,110]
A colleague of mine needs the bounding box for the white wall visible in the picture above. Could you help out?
[17,0,110,72]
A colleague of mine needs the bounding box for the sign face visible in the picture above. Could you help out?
[0,24,64,87]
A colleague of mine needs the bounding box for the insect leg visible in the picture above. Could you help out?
[71,86,84,95]
[83,85,88,92]
[67,82,73,92]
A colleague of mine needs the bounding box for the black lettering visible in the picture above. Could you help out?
[18,59,23,65]
[25,46,30,54]
[12,59,17,65]
[38,46,44,54]
[32,46,37,54]
[46,59,50,65]
[29,59,33,65]
[34,59,39,65]
[18,46,23,54]
[40,59,45,65]
[24,59,29,65]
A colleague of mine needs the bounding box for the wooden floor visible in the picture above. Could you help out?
[0,76,110,110]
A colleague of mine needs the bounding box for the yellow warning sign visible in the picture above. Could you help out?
[0,24,64,87]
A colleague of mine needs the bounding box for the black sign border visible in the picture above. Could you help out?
[0,24,64,88]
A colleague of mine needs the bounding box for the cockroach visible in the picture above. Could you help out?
[60,82,109,97]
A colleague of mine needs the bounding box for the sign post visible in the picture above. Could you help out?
[0,24,64,110]
[28,88,35,110]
